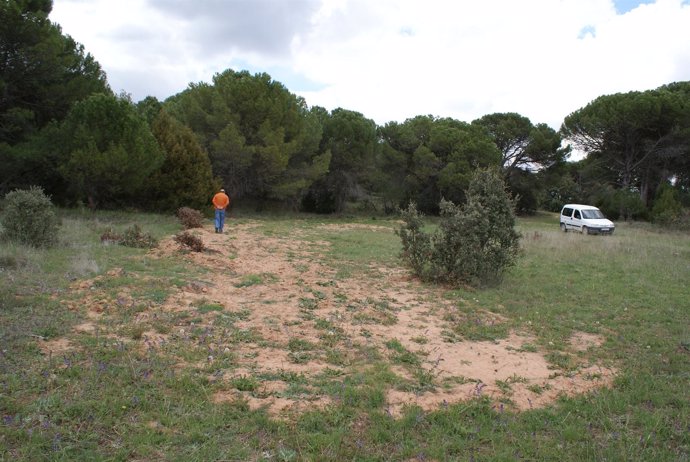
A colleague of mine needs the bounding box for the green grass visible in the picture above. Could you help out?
[254,215,401,278]
[1,209,689,460]
[196,301,225,313]
[233,272,278,288]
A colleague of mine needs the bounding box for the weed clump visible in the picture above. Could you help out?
[0,250,29,270]
[101,224,157,248]
[398,168,520,287]
[122,225,158,248]
[173,231,205,252]
[100,228,122,244]
[177,207,204,229]
[1,186,60,248]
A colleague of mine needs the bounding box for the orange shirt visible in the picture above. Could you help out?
[212,192,230,210]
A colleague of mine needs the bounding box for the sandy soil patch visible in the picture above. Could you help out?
[53,220,615,417]
[570,331,606,351]
[37,337,72,356]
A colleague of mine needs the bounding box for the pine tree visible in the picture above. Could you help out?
[147,110,218,211]
[57,94,162,208]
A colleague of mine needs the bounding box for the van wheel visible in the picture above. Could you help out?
[582,226,589,235]
[560,223,567,232]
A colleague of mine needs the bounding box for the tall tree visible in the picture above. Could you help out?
[167,70,328,206]
[656,82,690,192]
[471,113,569,213]
[0,0,109,194]
[145,109,218,211]
[561,88,689,207]
[472,113,568,176]
[0,0,108,143]
[57,93,163,208]
[272,105,330,210]
[378,115,501,213]
[304,108,377,213]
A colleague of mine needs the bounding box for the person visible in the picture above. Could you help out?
[212,188,230,233]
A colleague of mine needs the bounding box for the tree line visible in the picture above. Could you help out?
[2,0,689,221]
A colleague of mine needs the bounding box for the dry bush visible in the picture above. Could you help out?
[100,229,122,244]
[121,224,158,249]
[177,207,204,229]
[174,231,205,252]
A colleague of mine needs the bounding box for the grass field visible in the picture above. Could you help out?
[0,209,688,461]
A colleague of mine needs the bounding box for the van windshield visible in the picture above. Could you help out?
[582,209,605,219]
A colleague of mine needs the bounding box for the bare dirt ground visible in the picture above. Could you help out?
[44,221,615,418]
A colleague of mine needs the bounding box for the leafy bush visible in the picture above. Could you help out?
[396,202,432,277]
[301,178,337,214]
[121,224,158,249]
[599,189,647,221]
[652,183,683,226]
[173,231,205,252]
[177,207,204,229]
[1,186,60,248]
[398,168,521,287]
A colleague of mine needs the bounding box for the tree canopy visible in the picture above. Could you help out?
[167,70,329,207]
[0,0,108,145]
[302,108,377,213]
[473,112,568,177]
[378,115,501,213]
[145,108,218,211]
[57,93,163,208]
[0,0,109,195]
[561,87,690,209]
[2,2,688,220]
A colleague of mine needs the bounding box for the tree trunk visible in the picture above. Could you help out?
[87,195,98,210]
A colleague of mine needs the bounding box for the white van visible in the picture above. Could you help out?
[560,204,615,235]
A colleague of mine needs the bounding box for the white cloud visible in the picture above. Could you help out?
[51,0,690,129]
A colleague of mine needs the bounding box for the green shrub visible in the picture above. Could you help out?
[1,186,60,247]
[398,168,521,287]
[396,202,432,277]
[231,375,258,392]
[652,183,683,226]
[601,188,646,221]
[176,207,204,229]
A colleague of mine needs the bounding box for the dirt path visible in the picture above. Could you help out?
[48,221,615,417]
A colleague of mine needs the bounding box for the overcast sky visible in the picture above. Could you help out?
[51,0,690,130]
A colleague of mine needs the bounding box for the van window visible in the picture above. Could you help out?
[562,207,573,217]
[574,210,581,219]
[582,209,605,219]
